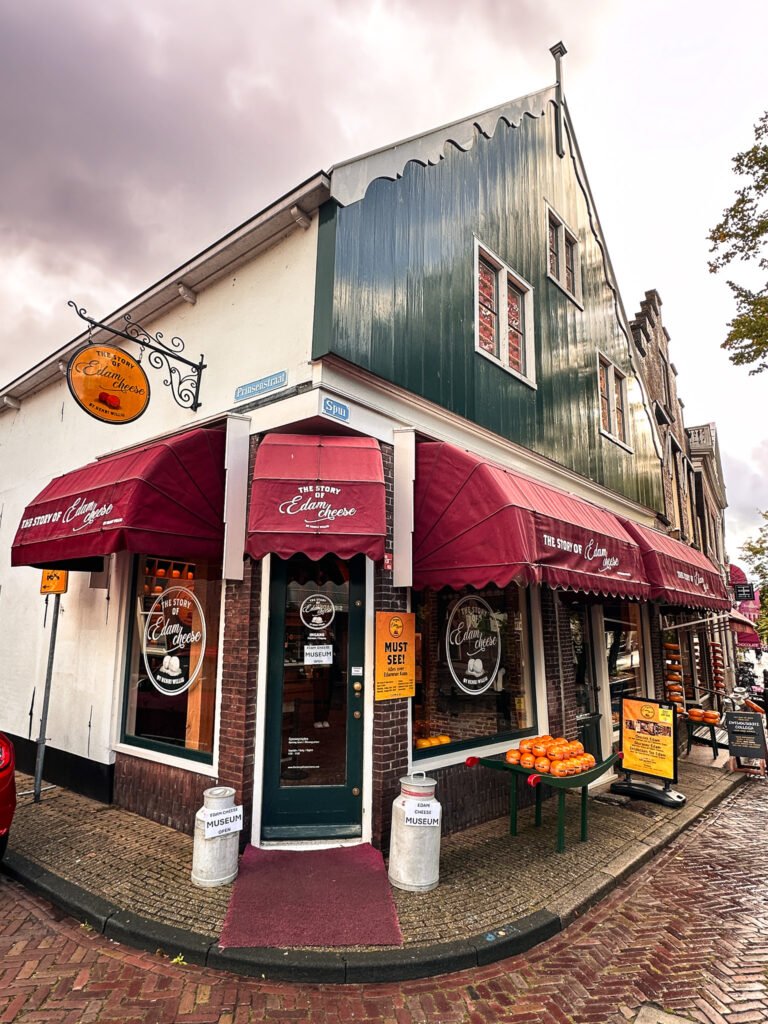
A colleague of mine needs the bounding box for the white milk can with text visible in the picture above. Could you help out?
[388,772,441,892]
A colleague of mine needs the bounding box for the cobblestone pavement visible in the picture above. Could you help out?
[2,777,767,1023]
[8,757,738,947]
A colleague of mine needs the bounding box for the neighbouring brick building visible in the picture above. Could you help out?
[0,46,732,854]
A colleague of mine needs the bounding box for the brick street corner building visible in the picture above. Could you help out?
[0,46,734,856]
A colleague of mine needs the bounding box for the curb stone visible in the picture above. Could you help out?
[0,772,745,983]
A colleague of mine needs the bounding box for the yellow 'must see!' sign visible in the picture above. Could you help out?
[375,612,416,701]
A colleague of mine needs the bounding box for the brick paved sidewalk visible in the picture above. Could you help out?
[2,777,766,1021]
[2,749,743,982]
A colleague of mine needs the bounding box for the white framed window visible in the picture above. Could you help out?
[598,353,630,447]
[474,239,536,387]
[546,205,582,304]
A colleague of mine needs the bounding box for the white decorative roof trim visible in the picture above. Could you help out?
[330,87,556,208]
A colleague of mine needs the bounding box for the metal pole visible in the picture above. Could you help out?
[34,592,60,803]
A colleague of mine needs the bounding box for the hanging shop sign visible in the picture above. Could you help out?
[142,586,206,696]
[733,583,755,602]
[619,697,677,782]
[67,345,150,424]
[724,711,768,760]
[375,612,416,700]
[68,301,206,412]
[40,569,68,595]
[445,596,502,696]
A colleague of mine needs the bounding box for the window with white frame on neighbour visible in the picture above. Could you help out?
[598,355,629,444]
[547,207,580,301]
[475,243,535,384]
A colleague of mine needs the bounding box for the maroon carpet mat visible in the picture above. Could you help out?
[219,844,403,948]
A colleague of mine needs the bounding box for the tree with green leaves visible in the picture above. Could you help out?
[738,511,768,644]
[708,112,768,373]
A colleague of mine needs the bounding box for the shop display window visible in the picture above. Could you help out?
[122,556,222,761]
[604,602,644,748]
[412,585,534,755]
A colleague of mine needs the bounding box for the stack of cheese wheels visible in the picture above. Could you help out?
[663,639,685,712]
[505,736,597,776]
[709,640,725,692]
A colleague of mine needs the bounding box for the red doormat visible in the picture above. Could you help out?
[218,844,403,948]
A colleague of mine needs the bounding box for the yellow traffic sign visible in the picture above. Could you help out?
[40,570,68,595]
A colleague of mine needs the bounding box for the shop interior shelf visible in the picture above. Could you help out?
[467,751,622,853]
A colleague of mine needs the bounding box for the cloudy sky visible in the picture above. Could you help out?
[2,0,767,561]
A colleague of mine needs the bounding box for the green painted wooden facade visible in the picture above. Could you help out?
[313,98,663,512]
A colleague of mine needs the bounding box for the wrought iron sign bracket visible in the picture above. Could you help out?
[68,301,206,411]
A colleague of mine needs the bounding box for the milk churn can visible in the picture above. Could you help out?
[191,786,240,887]
[388,772,441,892]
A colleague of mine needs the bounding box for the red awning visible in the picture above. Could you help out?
[736,631,762,649]
[730,563,748,585]
[246,434,386,561]
[413,443,649,598]
[11,428,226,569]
[730,608,758,630]
[620,520,730,610]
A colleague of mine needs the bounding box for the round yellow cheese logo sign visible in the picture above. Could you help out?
[67,345,150,424]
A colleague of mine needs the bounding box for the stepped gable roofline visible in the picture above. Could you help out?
[329,85,556,208]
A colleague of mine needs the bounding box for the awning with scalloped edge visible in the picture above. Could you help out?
[620,520,730,610]
[413,442,649,599]
[11,427,225,570]
[246,434,386,561]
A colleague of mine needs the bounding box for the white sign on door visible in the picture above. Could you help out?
[304,644,333,665]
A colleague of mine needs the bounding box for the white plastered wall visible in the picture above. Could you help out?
[0,219,319,767]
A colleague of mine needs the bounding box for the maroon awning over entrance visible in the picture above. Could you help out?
[620,520,730,610]
[246,434,386,561]
[413,442,649,599]
[11,427,226,570]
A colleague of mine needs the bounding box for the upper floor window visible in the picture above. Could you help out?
[598,354,629,446]
[475,240,535,387]
[546,206,581,303]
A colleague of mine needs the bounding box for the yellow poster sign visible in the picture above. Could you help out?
[40,569,69,594]
[375,612,416,700]
[67,344,150,424]
[620,697,677,782]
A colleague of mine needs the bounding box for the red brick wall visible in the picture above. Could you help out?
[113,753,213,834]
[216,436,262,840]
[371,443,410,850]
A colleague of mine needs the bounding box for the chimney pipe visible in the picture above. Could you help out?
[549,41,567,158]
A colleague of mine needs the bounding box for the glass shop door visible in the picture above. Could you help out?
[261,553,365,840]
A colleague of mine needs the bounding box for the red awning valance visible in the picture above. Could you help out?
[246,434,386,561]
[620,520,730,610]
[413,443,649,599]
[11,428,226,569]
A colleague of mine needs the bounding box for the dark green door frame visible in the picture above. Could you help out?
[261,554,366,840]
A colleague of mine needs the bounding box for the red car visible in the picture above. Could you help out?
[0,733,16,861]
